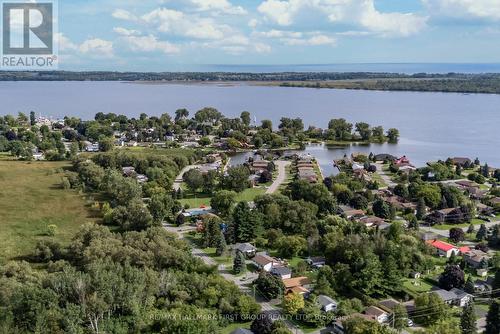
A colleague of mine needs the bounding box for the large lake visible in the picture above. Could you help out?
[1,81,499,175]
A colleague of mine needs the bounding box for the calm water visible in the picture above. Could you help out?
[0,81,499,174]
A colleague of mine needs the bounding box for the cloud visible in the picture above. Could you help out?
[423,0,500,21]
[56,33,114,58]
[55,33,78,51]
[113,27,141,36]
[79,38,114,58]
[112,9,138,21]
[121,34,180,54]
[257,0,428,37]
[141,8,227,39]
[254,30,336,46]
[190,0,247,15]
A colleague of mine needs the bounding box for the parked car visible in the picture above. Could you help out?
[478,215,491,222]
[407,319,414,327]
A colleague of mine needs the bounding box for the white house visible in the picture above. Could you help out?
[364,306,389,324]
[252,254,281,272]
[318,295,337,312]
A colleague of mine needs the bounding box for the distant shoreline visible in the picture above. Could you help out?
[2,71,500,94]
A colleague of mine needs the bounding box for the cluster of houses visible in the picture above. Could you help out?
[234,243,337,310]
[295,154,319,183]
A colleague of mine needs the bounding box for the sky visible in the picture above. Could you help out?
[52,0,500,71]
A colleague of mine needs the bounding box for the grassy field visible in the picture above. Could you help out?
[0,161,99,263]
[432,218,486,230]
[179,186,267,208]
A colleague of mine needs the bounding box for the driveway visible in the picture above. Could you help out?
[374,162,397,188]
[266,160,291,194]
[173,165,197,191]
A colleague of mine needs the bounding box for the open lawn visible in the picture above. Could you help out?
[0,161,100,264]
[179,186,267,208]
[402,278,435,296]
[221,322,252,334]
[432,218,485,230]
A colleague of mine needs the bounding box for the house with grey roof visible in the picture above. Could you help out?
[271,266,292,279]
[317,295,337,312]
[234,243,257,258]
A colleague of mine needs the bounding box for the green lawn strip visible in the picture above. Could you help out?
[371,172,388,188]
[432,218,485,230]
[202,247,233,265]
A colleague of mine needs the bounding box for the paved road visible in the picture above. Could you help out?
[173,165,197,191]
[267,161,291,194]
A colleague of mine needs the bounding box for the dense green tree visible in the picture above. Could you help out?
[183,168,204,194]
[460,301,477,334]
[254,272,284,300]
[211,190,237,217]
[439,265,465,290]
[233,250,246,274]
[414,292,448,326]
[275,235,307,258]
[486,299,500,334]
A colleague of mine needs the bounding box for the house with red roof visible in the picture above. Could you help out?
[426,240,459,258]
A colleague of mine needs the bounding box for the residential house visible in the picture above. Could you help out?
[359,216,385,228]
[235,243,257,258]
[343,209,366,219]
[432,288,473,307]
[432,289,457,305]
[317,295,337,312]
[455,180,479,190]
[364,306,389,324]
[490,197,500,207]
[374,154,397,162]
[427,207,458,224]
[252,254,283,272]
[252,160,270,173]
[283,277,312,296]
[271,266,292,279]
[306,256,326,268]
[474,277,494,292]
[378,298,401,312]
[426,240,459,258]
[451,157,472,167]
[463,249,490,269]
[476,203,494,215]
[298,168,318,183]
[449,288,473,307]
